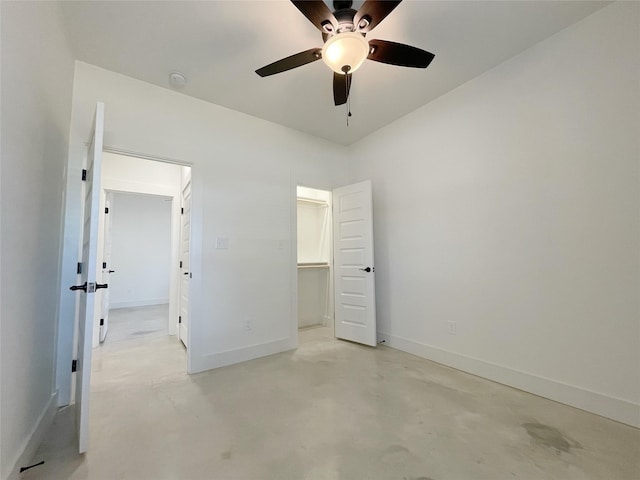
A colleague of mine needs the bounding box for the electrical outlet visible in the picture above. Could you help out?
[216,237,228,249]
[447,321,457,335]
[246,319,253,331]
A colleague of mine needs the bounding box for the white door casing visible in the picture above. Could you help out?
[333,180,376,346]
[73,102,105,453]
[99,193,113,343]
[179,178,192,348]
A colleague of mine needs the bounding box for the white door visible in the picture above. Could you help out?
[99,193,113,343]
[333,180,376,346]
[179,179,192,348]
[71,102,104,453]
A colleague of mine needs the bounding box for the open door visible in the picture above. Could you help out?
[99,192,113,343]
[70,102,105,453]
[333,180,376,346]
[179,174,192,348]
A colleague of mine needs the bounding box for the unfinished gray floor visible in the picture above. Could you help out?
[24,311,639,480]
[103,304,169,344]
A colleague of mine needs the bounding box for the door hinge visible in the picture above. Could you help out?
[100,318,104,326]
[179,260,183,268]
[102,262,107,269]
[105,207,109,214]
[77,262,82,274]
[81,169,87,181]
[181,207,184,214]
[71,359,77,372]
[178,316,182,324]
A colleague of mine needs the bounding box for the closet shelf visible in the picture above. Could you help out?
[297,262,330,269]
[297,197,329,207]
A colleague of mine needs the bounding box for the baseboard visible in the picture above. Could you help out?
[378,332,640,428]
[109,299,169,309]
[190,337,293,374]
[4,392,58,480]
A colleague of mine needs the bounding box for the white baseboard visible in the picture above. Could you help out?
[4,392,58,480]
[190,337,293,374]
[109,298,169,309]
[378,332,640,428]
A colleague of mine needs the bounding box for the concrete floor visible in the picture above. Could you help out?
[23,307,640,479]
[101,304,169,344]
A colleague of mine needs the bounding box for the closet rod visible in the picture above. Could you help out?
[297,197,329,206]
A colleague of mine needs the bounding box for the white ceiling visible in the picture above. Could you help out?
[59,0,609,145]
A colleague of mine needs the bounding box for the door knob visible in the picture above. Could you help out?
[70,282,108,292]
[108,270,115,273]
[359,267,373,273]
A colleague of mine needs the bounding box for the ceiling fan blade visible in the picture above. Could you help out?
[256,48,322,77]
[291,1,338,33]
[353,0,402,33]
[333,72,352,106]
[367,39,435,68]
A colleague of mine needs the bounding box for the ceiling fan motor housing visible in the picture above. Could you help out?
[322,8,359,38]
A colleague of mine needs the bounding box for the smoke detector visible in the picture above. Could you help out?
[169,72,187,89]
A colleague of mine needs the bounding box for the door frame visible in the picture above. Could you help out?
[98,191,113,343]
[56,145,201,407]
[99,149,196,350]
[292,184,336,345]
[178,173,192,348]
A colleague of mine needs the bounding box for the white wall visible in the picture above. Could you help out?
[348,2,640,427]
[103,151,185,190]
[297,204,331,264]
[298,268,331,328]
[0,2,75,478]
[57,61,349,380]
[109,193,172,308]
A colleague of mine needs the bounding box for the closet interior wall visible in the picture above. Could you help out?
[297,187,332,329]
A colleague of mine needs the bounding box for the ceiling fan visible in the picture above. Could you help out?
[255,0,435,106]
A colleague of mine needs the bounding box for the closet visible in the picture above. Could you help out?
[297,186,333,329]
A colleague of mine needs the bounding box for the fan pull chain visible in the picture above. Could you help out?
[346,74,352,126]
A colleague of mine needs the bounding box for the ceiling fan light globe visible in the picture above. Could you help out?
[321,32,369,74]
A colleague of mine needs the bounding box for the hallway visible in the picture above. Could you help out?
[22,320,639,479]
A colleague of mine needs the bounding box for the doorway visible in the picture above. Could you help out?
[92,152,192,350]
[99,192,172,344]
[296,186,334,336]
[296,181,378,347]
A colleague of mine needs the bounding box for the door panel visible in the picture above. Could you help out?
[74,102,104,453]
[179,178,191,348]
[333,180,376,346]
